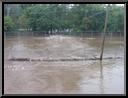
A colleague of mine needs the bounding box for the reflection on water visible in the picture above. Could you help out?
[100,61,104,94]
[4,36,124,94]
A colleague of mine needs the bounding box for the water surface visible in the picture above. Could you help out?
[4,35,124,94]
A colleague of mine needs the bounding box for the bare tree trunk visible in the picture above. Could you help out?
[100,4,110,60]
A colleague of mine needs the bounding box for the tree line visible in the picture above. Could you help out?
[4,4,124,35]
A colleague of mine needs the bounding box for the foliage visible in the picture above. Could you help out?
[4,16,15,31]
[4,4,124,34]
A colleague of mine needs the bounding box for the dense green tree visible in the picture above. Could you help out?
[4,16,15,31]
[4,4,124,35]
[107,5,124,32]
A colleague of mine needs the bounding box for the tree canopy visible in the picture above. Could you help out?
[4,4,124,34]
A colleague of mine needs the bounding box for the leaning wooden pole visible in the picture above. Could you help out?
[100,4,109,60]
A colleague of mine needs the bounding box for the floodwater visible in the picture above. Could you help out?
[4,35,124,94]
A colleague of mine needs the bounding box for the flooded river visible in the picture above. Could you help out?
[4,35,124,94]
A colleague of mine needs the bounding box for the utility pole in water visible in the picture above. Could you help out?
[100,4,110,60]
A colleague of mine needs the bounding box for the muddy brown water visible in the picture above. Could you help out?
[4,35,124,94]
